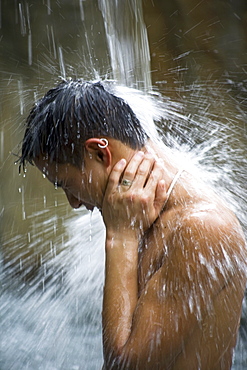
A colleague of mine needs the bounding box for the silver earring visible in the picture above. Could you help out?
[98,138,108,149]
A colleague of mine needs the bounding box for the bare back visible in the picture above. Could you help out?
[136,172,247,369]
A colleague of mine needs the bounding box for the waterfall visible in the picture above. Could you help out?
[98,0,152,91]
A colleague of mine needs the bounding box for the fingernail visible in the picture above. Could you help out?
[119,158,126,167]
[145,152,153,159]
[160,179,166,188]
[136,151,144,158]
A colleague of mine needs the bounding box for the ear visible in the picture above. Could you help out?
[84,138,112,168]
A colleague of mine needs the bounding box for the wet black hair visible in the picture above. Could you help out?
[19,79,148,169]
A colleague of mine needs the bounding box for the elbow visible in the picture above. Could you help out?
[103,353,123,370]
[103,345,136,370]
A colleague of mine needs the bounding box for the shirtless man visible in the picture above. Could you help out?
[19,79,247,369]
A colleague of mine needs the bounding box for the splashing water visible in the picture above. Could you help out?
[0,1,246,370]
[98,0,152,90]
[1,208,105,369]
[1,83,246,369]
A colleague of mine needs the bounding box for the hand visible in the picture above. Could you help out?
[102,151,167,238]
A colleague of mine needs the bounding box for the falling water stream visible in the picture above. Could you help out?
[0,1,247,369]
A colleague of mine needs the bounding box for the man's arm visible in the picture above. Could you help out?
[102,151,168,366]
[102,207,246,369]
[101,153,247,369]
[102,233,198,369]
[101,151,192,368]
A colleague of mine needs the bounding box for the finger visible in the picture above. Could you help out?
[106,159,126,194]
[133,153,156,188]
[143,160,163,194]
[154,179,168,207]
[120,151,144,184]
[142,179,167,224]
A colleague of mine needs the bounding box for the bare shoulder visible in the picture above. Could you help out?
[166,196,246,250]
[158,193,247,300]
[129,186,247,368]
[133,182,247,368]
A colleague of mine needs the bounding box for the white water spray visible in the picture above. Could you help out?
[0,1,246,369]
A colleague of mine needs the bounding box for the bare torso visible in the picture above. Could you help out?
[137,170,246,369]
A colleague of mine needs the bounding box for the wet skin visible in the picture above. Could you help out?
[34,139,247,369]
[35,159,97,211]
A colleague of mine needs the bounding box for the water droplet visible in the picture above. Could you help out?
[89,211,92,242]
[20,185,26,220]
[46,0,51,15]
[18,79,24,115]
[0,131,4,162]
[58,46,66,79]
[28,33,32,65]
[79,0,84,21]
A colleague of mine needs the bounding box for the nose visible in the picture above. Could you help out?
[64,190,82,209]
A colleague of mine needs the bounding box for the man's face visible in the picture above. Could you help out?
[34,156,102,211]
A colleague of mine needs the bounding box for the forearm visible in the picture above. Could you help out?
[102,230,139,363]
[101,152,167,366]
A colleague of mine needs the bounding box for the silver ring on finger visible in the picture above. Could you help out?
[121,179,133,187]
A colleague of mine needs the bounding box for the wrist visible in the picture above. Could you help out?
[106,227,139,244]
[105,235,139,268]
[105,230,140,256]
